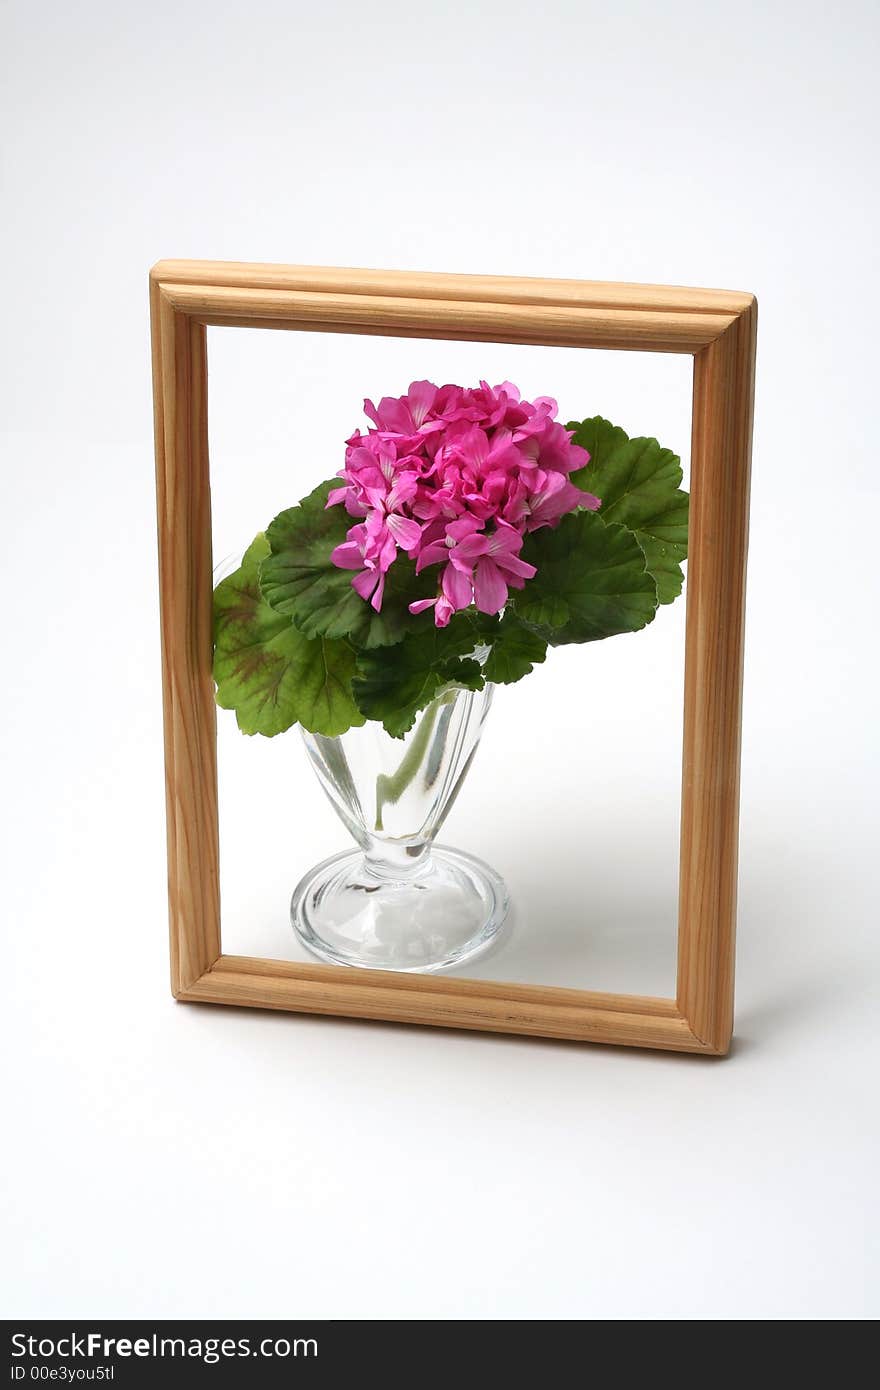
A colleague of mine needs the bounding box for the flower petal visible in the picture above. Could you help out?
[434,596,454,627]
[453,533,490,564]
[473,557,508,615]
[370,571,386,611]
[386,512,423,552]
[441,562,473,611]
[486,519,526,555]
[351,568,379,601]
[330,540,365,570]
[415,539,452,571]
[496,552,537,580]
[406,380,438,428]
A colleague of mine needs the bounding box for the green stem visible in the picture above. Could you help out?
[374,691,456,832]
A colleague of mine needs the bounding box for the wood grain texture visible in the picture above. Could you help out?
[180,956,714,1052]
[150,260,756,1054]
[153,259,753,314]
[159,280,735,354]
[151,279,221,994]
[677,302,757,1052]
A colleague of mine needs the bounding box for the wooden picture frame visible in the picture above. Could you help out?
[150,260,756,1056]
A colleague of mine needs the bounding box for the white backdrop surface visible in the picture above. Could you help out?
[2,0,878,1320]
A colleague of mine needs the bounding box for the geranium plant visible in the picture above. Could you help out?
[213,381,688,738]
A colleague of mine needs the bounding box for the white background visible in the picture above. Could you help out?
[2,0,878,1320]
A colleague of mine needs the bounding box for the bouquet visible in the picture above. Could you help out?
[213,380,688,738]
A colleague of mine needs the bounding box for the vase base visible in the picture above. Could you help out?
[291,845,509,973]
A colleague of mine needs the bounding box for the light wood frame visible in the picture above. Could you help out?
[151,259,756,1056]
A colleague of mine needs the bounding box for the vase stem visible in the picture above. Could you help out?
[363,835,431,881]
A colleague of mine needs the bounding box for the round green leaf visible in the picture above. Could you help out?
[213,534,364,737]
[259,480,433,649]
[353,617,485,737]
[514,511,658,645]
[479,612,548,684]
[568,416,689,604]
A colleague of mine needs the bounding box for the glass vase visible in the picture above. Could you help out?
[292,683,508,972]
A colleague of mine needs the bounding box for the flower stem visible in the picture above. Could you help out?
[374,691,456,831]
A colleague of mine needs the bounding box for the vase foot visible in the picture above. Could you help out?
[291,845,509,973]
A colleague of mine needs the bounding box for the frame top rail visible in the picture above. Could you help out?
[152,259,755,317]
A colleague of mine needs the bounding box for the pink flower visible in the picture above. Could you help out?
[364,380,445,437]
[330,522,393,612]
[328,379,599,621]
[415,515,483,573]
[521,469,600,530]
[330,502,421,614]
[327,439,421,519]
[409,561,472,627]
[469,380,532,430]
[408,592,456,628]
[452,520,537,615]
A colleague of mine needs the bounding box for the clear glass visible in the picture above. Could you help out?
[292,682,509,971]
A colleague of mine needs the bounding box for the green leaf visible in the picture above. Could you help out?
[471,611,548,685]
[568,415,629,479]
[259,479,433,648]
[292,637,366,738]
[352,615,485,737]
[513,510,658,645]
[567,416,689,603]
[213,534,364,737]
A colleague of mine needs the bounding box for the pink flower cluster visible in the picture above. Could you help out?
[328,380,600,626]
